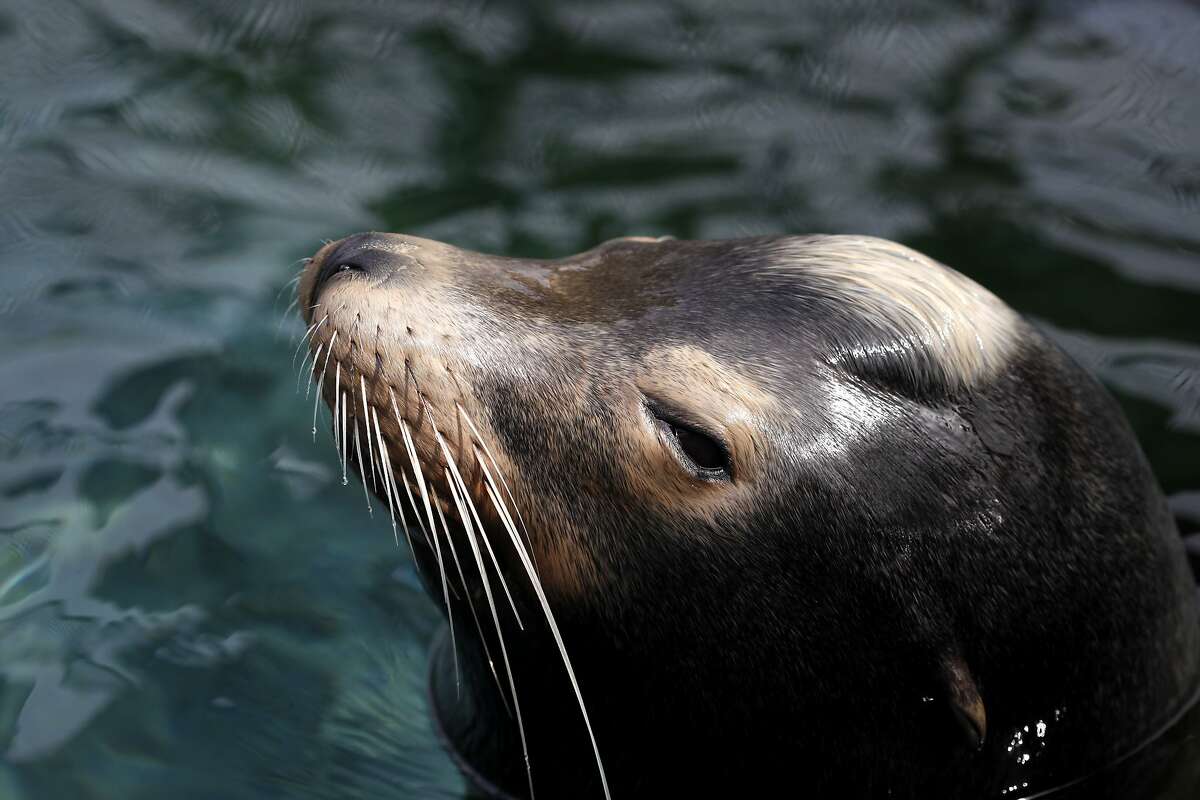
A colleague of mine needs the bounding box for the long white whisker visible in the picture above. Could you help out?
[445,464,534,799]
[370,408,401,546]
[378,419,418,560]
[434,490,504,711]
[292,318,317,353]
[297,342,319,393]
[340,391,349,486]
[273,269,306,323]
[437,432,524,631]
[313,333,337,441]
[274,269,305,306]
[333,363,343,450]
[400,473,432,544]
[375,420,418,557]
[387,388,434,546]
[360,376,379,494]
[292,316,326,365]
[477,461,611,800]
[352,420,373,517]
[310,330,335,401]
[458,403,537,563]
[475,450,525,554]
[396,419,438,532]
[398,419,440,551]
[279,295,299,327]
[421,474,460,694]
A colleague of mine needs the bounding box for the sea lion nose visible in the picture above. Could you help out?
[312,232,420,299]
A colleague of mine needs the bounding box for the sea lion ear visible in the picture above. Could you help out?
[942,654,987,751]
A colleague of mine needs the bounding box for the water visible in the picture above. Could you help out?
[1,1,1198,798]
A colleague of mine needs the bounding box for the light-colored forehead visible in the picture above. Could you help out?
[765,235,1020,388]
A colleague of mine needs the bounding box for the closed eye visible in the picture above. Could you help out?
[646,400,733,480]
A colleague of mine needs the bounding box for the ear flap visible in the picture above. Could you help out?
[942,654,987,751]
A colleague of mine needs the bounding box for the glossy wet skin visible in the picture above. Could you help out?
[298,232,1199,799]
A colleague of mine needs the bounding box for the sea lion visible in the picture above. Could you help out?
[295,232,1199,799]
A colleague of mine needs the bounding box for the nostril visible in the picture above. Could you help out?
[313,259,356,300]
[310,232,420,302]
[313,234,375,298]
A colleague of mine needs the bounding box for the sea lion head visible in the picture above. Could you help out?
[297,232,1198,798]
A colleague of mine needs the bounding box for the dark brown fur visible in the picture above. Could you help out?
[298,233,1199,799]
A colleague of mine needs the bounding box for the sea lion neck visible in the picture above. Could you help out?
[428,629,523,800]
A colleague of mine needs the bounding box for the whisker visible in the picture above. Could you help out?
[477,458,612,800]
[458,404,537,563]
[292,315,327,366]
[398,416,440,548]
[307,305,345,432]
[369,416,422,556]
[299,331,601,796]
[377,415,418,559]
[400,473,433,545]
[291,317,318,349]
[435,487,506,712]
[310,330,336,407]
[389,388,437,545]
[278,269,302,293]
[275,295,301,335]
[297,342,320,393]
[272,268,306,309]
[312,370,327,441]
[437,432,524,631]
[352,420,373,517]
[420,474,460,695]
[340,391,349,486]
[360,376,380,494]
[333,363,343,452]
[370,408,401,546]
[444,464,534,799]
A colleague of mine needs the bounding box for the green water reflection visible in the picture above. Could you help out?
[1,1,1199,798]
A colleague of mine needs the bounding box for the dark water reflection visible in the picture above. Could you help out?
[1,1,1198,798]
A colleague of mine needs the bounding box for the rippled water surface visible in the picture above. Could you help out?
[2,1,1199,798]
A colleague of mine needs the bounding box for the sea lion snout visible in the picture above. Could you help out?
[307,232,429,305]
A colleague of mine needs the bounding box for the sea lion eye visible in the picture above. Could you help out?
[673,424,726,471]
[336,262,364,274]
[647,403,732,479]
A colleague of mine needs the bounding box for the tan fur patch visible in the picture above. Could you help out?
[628,345,773,524]
[770,236,1020,388]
